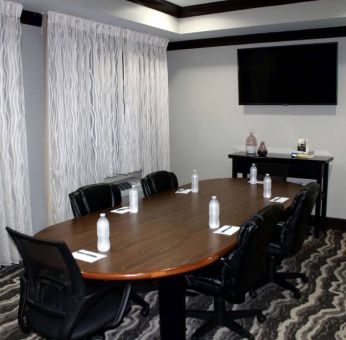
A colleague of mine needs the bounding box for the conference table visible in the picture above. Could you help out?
[35,178,301,340]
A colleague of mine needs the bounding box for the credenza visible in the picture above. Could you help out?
[228,152,334,237]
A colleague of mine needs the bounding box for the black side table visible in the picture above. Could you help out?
[228,152,333,237]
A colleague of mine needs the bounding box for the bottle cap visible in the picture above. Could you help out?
[100,213,105,217]
[252,163,255,166]
[212,195,216,199]
[266,173,269,176]
[132,184,135,188]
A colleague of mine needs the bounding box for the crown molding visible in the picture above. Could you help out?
[126,0,318,18]
[126,0,180,17]
[168,26,346,50]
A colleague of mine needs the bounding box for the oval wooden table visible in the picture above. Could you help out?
[36,178,301,340]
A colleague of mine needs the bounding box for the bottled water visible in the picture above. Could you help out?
[250,163,257,184]
[209,196,220,229]
[263,174,272,198]
[191,169,199,193]
[129,185,139,213]
[97,213,110,252]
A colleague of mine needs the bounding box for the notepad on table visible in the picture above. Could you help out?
[248,180,263,184]
[213,225,240,236]
[111,207,130,214]
[72,249,107,263]
[175,189,192,194]
[270,197,289,203]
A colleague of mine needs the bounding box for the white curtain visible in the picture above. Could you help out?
[0,1,33,265]
[47,12,170,224]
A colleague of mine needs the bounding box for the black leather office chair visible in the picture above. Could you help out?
[265,182,320,298]
[68,182,150,316]
[141,171,178,197]
[185,204,284,340]
[69,182,122,218]
[6,227,131,340]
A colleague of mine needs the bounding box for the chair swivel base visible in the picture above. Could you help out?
[272,271,308,299]
[186,296,265,340]
[130,292,150,316]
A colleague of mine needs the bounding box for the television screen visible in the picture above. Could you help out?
[237,42,337,105]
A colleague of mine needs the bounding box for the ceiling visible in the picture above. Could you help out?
[15,0,346,42]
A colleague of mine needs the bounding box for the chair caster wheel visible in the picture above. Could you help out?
[257,314,266,323]
[140,306,150,317]
[301,276,308,283]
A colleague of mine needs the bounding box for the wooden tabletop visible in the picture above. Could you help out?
[35,178,301,281]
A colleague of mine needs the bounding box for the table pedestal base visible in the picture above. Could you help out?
[159,275,186,340]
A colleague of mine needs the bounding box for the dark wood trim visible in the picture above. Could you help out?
[326,217,346,231]
[179,0,317,18]
[126,0,180,17]
[20,10,43,27]
[168,26,346,50]
[126,0,317,18]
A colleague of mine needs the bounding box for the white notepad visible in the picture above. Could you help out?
[72,249,107,263]
[213,225,240,236]
[175,189,192,194]
[248,180,263,184]
[111,207,130,214]
[270,197,289,203]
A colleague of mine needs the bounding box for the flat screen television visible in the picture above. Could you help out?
[237,42,337,105]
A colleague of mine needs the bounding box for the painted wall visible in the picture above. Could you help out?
[168,38,346,219]
[22,24,47,232]
[17,22,346,228]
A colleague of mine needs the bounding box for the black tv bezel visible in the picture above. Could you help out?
[237,42,338,106]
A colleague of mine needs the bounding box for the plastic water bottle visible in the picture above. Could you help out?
[250,163,257,184]
[263,174,272,198]
[97,213,110,252]
[191,169,199,193]
[129,185,139,213]
[209,196,220,229]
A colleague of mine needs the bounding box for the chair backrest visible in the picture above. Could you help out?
[222,204,284,295]
[141,171,178,197]
[279,181,320,255]
[6,227,86,324]
[69,182,121,218]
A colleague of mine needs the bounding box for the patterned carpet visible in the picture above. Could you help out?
[0,229,345,340]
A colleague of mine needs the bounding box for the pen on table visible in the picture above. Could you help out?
[77,250,97,258]
[221,226,232,233]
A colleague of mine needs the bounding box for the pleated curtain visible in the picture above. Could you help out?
[0,1,33,265]
[47,12,170,224]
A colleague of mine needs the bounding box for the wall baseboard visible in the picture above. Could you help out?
[325,217,346,231]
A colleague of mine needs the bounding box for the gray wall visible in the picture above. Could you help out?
[22,24,47,232]
[19,24,346,226]
[168,38,346,219]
